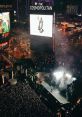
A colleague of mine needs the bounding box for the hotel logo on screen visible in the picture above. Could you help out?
[30,0,53,11]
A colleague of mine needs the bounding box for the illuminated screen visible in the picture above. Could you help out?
[2,12,10,34]
[30,14,53,37]
[0,13,2,34]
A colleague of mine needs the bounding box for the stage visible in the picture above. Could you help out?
[42,81,69,104]
[36,71,76,105]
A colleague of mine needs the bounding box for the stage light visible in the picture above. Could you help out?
[65,73,72,79]
[52,67,76,90]
[72,77,76,81]
[53,71,64,80]
[52,69,65,85]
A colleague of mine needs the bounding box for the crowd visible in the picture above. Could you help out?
[0,53,82,117]
[0,82,55,117]
[0,25,82,117]
[0,64,82,117]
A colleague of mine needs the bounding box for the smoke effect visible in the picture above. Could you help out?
[8,26,31,59]
[51,25,77,90]
[53,25,74,70]
[51,67,76,90]
[13,27,29,39]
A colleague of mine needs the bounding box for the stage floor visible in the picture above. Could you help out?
[42,81,69,104]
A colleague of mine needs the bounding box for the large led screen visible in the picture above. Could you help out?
[2,12,10,33]
[30,14,53,37]
[0,13,2,34]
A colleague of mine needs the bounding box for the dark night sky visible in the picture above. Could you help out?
[17,0,82,5]
[0,0,82,5]
[0,0,82,18]
[0,0,82,8]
